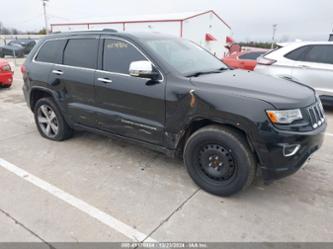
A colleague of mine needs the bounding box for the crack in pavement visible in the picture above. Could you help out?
[0,207,56,249]
[143,188,200,241]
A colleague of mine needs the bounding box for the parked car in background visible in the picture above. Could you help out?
[0,59,13,88]
[22,31,326,196]
[223,50,267,70]
[255,42,333,106]
[0,43,25,58]
[8,39,36,54]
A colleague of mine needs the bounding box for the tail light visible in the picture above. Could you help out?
[0,64,11,72]
[257,56,276,65]
[20,64,27,74]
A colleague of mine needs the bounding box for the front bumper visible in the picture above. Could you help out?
[254,123,326,181]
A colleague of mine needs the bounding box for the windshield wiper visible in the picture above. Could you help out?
[186,67,229,78]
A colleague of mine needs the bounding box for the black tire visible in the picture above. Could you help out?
[34,97,73,141]
[1,84,11,89]
[184,125,256,197]
[0,52,4,58]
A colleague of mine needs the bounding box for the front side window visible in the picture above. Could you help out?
[35,39,67,64]
[144,38,227,76]
[302,45,333,64]
[103,39,146,74]
[63,39,98,69]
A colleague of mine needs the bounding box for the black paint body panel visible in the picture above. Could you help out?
[22,31,326,182]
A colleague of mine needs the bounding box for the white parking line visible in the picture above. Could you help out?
[0,158,155,242]
[326,133,333,137]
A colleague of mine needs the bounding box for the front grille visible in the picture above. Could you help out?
[307,102,325,129]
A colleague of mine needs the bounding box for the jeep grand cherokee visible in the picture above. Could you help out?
[22,31,326,196]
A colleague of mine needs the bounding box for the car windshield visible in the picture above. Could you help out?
[144,37,228,77]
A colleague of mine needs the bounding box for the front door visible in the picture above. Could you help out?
[94,37,166,145]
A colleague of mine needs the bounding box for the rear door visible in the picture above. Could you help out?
[30,39,67,90]
[291,45,333,96]
[94,36,166,145]
[49,35,99,127]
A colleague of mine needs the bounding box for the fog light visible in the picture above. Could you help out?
[281,144,301,157]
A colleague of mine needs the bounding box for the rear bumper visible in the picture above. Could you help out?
[254,124,326,181]
[0,72,13,86]
[23,83,30,107]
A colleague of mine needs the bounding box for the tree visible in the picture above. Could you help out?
[37,28,47,35]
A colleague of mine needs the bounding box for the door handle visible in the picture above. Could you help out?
[52,70,64,75]
[97,78,112,84]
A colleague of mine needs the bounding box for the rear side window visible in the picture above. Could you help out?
[303,45,333,64]
[35,40,67,64]
[239,52,265,60]
[63,39,98,69]
[284,46,310,61]
[103,39,146,74]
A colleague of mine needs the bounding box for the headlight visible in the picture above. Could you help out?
[266,109,303,124]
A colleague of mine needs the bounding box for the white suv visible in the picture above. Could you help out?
[255,41,333,105]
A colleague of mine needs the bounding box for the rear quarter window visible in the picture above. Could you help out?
[284,46,310,61]
[35,39,67,64]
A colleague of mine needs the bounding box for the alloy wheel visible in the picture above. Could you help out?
[37,104,59,138]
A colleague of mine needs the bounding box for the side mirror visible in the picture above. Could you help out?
[129,61,160,80]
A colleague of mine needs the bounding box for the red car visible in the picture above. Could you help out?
[0,59,13,88]
[223,50,267,71]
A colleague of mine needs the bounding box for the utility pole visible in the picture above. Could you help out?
[0,22,2,45]
[271,24,278,49]
[42,0,49,34]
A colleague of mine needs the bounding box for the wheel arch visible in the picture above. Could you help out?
[29,87,58,112]
[175,118,259,164]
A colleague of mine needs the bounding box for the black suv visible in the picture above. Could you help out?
[22,31,326,196]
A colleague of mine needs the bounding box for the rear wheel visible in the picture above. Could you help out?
[184,125,256,196]
[34,97,73,141]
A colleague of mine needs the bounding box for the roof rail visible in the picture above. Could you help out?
[102,29,118,32]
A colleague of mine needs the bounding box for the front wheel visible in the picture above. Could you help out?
[34,97,73,141]
[184,125,256,196]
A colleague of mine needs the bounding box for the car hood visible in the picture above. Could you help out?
[190,70,316,109]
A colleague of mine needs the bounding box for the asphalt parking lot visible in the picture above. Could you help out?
[0,57,333,243]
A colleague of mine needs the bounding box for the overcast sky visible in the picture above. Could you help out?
[1,0,332,42]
